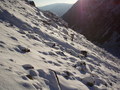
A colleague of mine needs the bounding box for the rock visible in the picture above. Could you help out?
[73,61,89,73]
[45,42,56,48]
[28,1,36,7]
[71,34,75,41]
[9,59,15,62]
[62,28,68,35]
[17,45,30,53]
[86,82,94,87]
[26,75,33,80]
[81,51,88,57]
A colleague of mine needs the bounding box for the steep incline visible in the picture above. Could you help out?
[0,0,120,90]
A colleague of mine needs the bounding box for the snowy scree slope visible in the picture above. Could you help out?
[0,0,120,90]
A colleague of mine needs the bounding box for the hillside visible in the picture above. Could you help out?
[63,0,120,58]
[0,0,120,90]
[39,3,72,16]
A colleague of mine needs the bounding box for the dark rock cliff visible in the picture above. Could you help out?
[63,0,120,58]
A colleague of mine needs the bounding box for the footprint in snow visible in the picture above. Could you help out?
[61,71,75,80]
[20,82,35,89]
[57,60,63,64]
[47,61,61,66]
[56,51,66,56]
[69,57,77,63]
[32,82,42,90]
[22,64,34,70]
[0,63,4,67]
[10,36,18,41]
[22,64,41,80]
[0,41,6,48]
[0,44,5,48]
[39,51,57,56]
[0,41,5,44]
[18,30,26,34]
[22,64,43,89]
[38,51,48,55]
[48,51,57,56]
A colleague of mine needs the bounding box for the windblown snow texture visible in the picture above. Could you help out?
[0,0,120,90]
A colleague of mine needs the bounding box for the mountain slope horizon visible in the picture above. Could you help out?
[39,3,73,16]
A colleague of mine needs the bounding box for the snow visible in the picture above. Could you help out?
[0,0,120,90]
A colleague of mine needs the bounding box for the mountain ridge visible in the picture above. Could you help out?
[39,3,73,16]
[62,0,120,58]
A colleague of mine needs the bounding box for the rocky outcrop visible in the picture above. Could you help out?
[28,1,36,7]
[63,0,120,42]
[25,0,36,7]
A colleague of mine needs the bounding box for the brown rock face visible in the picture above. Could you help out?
[63,0,120,43]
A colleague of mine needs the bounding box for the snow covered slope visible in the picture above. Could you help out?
[0,0,120,90]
